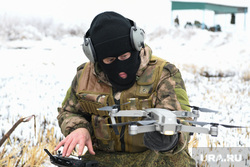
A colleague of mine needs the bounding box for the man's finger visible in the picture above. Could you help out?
[86,139,95,155]
[63,137,73,156]
[66,138,78,157]
[78,140,85,156]
[54,139,65,151]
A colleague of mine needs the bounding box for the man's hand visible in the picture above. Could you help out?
[54,128,95,157]
[143,131,179,152]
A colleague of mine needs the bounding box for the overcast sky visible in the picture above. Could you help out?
[0,0,171,26]
[0,0,249,30]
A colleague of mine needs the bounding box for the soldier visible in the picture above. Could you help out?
[174,15,179,27]
[55,11,196,166]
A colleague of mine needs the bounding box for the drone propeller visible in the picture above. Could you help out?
[98,102,131,112]
[185,120,247,128]
[107,120,156,127]
[97,106,115,112]
[181,103,219,113]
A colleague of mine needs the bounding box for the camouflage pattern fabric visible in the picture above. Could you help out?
[82,127,196,166]
[57,66,94,136]
[82,148,195,167]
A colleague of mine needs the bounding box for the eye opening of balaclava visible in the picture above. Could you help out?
[99,50,141,91]
[87,11,141,91]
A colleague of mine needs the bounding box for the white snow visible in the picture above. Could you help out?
[0,2,250,165]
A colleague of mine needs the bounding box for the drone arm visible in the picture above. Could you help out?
[177,124,210,135]
[128,124,156,135]
[172,111,198,118]
[111,110,148,117]
[128,123,212,137]
[109,110,148,125]
[110,116,116,125]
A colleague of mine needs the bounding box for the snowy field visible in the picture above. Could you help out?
[0,13,250,166]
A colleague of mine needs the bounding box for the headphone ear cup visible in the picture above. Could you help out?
[82,37,96,63]
[130,26,145,51]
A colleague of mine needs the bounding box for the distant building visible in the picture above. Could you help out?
[171,0,248,30]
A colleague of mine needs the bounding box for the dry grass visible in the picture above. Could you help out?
[0,127,58,167]
[242,70,250,81]
[182,64,199,74]
[188,133,199,148]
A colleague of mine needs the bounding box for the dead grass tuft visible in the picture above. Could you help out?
[242,70,250,81]
[188,133,199,148]
[0,127,58,167]
[182,64,199,74]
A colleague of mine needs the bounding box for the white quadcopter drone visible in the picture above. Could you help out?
[98,104,246,137]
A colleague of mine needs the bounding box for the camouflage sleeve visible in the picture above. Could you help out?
[155,62,191,155]
[155,62,190,111]
[57,65,93,137]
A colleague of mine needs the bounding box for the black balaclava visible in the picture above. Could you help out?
[87,11,141,91]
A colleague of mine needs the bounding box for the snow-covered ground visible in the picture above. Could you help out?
[149,27,250,147]
[0,15,249,166]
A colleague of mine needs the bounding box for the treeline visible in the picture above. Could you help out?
[0,14,86,41]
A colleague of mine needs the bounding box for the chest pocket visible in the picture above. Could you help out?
[136,62,162,96]
[92,115,111,140]
[77,92,112,117]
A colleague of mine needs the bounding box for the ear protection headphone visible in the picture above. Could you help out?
[82,19,145,63]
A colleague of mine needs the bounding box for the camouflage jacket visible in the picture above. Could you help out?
[57,45,192,154]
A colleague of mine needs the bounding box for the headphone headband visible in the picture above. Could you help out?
[82,20,145,63]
